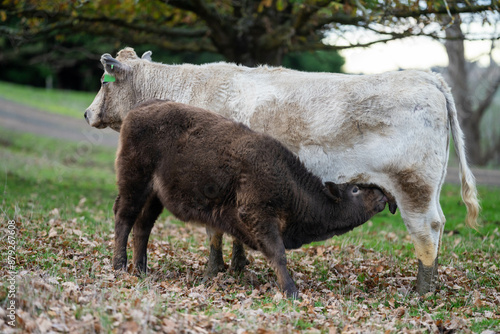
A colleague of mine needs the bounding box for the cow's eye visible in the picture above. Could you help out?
[352,186,359,194]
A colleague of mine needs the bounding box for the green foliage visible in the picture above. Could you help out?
[282,50,344,73]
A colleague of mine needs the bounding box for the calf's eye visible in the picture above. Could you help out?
[352,186,359,194]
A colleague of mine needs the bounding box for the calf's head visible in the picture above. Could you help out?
[84,48,152,131]
[325,182,395,222]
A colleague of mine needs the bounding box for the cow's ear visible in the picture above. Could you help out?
[141,51,152,62]
[101,53,131,80]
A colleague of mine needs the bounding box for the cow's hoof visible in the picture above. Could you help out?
[416,258,438,295]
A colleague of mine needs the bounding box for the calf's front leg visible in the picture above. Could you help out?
[257,225,298,298]
[239,212,297,298]
[205,229,250,277]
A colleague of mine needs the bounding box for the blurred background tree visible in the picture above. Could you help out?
[0,0,499,164]
[1,0,495,88]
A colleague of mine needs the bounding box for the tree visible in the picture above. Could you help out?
[1,1,497,66]
[443,15,500,166]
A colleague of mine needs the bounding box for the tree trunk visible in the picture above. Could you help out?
[444,16,483,165]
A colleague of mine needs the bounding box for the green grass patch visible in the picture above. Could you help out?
[0,80,95,118]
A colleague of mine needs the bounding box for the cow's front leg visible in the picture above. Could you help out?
[230,239,249,272]
[204,227,226,278]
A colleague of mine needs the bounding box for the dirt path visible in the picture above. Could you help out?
[0,98,119,148]
[1,98,499,186]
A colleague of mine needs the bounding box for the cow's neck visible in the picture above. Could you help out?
[134,62,238,112]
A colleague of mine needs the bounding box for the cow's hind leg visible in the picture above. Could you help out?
[204,227,226,278]
[416,180,447,294]
[401,195,445,295]
[132,195,163,274]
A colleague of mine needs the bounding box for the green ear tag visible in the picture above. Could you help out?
[103,74,116,83]
[111,64,114,70]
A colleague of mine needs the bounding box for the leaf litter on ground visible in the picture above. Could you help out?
[1,206,499,333]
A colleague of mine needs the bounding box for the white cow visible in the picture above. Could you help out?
[85,47,479,294]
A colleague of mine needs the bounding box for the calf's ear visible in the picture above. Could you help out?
[324,181,343,200]
[101,54,131,80]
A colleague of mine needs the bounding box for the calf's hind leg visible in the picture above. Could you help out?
[204,228,226,278]
[132,195,164,274]
[230,239,250,272]
[204,228,250,278]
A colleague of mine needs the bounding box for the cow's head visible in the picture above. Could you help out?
[84,48,152,132]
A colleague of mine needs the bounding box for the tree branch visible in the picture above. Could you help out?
[289,35,407,52]
[292,0,333,31]
[6,7,208,38]
[303,3,495,34]
[163,0,228,32]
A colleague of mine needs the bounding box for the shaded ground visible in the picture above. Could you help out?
[1,97,498,186]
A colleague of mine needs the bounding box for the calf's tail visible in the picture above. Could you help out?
[435,73,480,229]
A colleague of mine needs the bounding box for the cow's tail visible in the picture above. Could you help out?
[434,73,480,229]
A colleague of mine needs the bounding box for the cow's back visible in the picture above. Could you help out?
[196,69,449,185]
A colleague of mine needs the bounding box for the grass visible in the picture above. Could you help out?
[1,128,499,332]
[0,81,95,118]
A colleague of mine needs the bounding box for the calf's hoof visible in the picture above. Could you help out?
[132,258,148,276]
[230,253,250,273]
[112,257,128,272]
[416,259,438,295]
[132,265,147,277]
[284,285,299,299]
[203,264,226,280]
[204,255,226,279]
